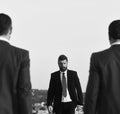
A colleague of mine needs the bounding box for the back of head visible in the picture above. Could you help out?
[0,13,12,36]
[109,20,120,41]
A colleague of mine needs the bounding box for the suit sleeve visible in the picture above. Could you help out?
[74,71,83,105]
[84,54,100,114]
[17,51,32,114]
[47,74,55,107]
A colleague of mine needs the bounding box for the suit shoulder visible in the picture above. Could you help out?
[92,47,110,58]
[11,45,29,55]
[91,47,112,66]
[68,70,77,74]
[10,45,29,62]
[51,71,60,75]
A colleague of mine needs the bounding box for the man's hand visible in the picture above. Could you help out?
[48,105,53,113]
[76,105,83,112]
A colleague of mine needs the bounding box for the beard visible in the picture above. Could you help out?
[60,67,67,72]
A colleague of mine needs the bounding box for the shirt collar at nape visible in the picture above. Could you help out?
[0,36,10,44]
[111,40,120,46]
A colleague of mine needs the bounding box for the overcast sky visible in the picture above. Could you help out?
[1,0,120,92]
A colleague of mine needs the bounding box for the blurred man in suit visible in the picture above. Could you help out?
[0,13,32,114]
[47,55,83,114]
[84,20,120,114]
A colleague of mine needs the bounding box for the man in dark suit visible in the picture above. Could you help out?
[47,55,83,114]
[0,13,32,114]
[84,20,120,114]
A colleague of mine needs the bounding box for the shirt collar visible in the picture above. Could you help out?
[0,36,10,43]
[60,70,67,75]
[111,40,120,46]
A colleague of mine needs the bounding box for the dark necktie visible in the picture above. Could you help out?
[62,72,67,97]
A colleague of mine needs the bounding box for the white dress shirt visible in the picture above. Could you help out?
[60,70,72,102]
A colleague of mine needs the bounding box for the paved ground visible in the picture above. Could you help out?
[37,110,84,114]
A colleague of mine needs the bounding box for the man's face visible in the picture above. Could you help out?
[58,59,68,72]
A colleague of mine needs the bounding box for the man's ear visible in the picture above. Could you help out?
[109,36,115,45]
[9,26,12,35]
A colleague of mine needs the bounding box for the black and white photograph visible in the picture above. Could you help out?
[0,0,120,114]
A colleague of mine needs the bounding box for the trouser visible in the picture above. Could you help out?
[55,102,76,114]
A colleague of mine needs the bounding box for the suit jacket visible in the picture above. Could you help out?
[84,45,120,114]
[47,69,83,111]
[0,40,32,114]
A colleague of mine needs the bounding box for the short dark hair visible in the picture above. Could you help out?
[0,13,12,35]
[109,20,120,40]
[58,55,68,61]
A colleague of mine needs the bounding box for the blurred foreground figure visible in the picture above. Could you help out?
[0,13,32,114]
[84,20,120,114]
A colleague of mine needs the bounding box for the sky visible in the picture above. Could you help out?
[0,0,120,92]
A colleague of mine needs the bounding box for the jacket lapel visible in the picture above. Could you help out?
[67,70,71,91]
[58,71,62,90]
